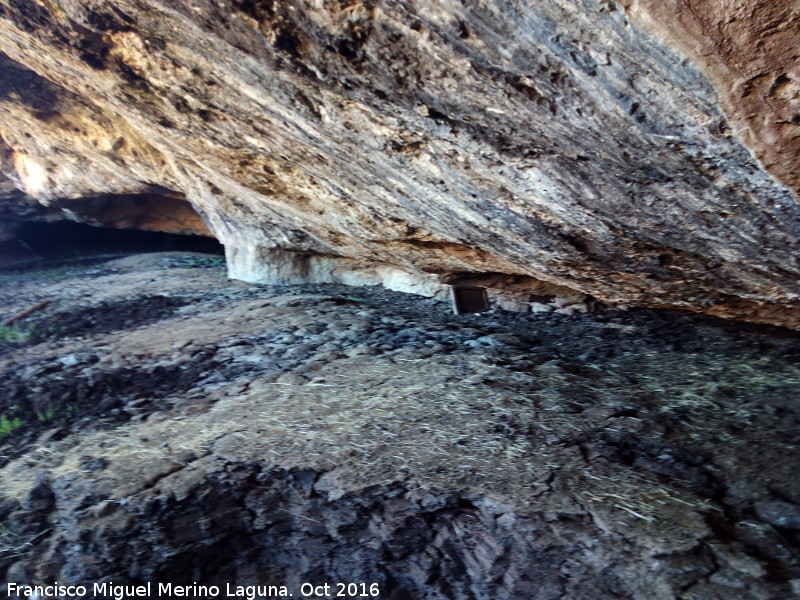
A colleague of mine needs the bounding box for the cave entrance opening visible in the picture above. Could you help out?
[1,220,223,266]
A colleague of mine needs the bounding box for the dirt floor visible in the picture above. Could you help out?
[0,252,799,599]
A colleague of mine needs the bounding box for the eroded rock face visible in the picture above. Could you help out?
[621,0,800,194]
[0,1,798,326]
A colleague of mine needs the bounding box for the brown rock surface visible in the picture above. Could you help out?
[620,0,800,193]
[0,1,798,326]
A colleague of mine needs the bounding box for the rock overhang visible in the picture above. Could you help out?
[0,0,797,326]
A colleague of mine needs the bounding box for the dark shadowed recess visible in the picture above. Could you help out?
[5,220,223,260]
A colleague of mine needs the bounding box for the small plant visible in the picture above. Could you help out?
[0,263,93,285]
[36,406,56,423]
[0,414,23,437]
[0,323,35,343]
[182,256,226,269]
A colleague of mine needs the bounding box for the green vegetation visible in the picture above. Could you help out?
[0,414,23,437]
[41,323,67,338]
[181,255,226,269]
[36,406,56,423]
[0,263,94,284]
[0,323,35,343]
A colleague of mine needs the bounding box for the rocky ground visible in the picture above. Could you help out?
[0,252,799,599]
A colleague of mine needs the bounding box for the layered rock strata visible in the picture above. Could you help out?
[0,1,798,326]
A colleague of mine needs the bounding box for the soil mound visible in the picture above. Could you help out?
[1,253,799,599]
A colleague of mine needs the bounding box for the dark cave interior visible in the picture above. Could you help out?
[0,220,223,264]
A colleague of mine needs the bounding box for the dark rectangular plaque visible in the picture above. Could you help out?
[451,285,490,315]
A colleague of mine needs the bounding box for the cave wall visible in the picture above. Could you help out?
[0,52,210,237]
[621,0,800,195]
[0,1,798,326]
